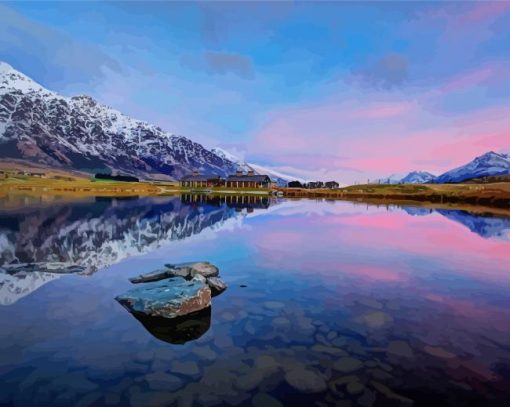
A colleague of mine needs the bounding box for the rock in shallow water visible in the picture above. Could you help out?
[116,276,211,319]
[130,261,219,283]
[165,261,219,278]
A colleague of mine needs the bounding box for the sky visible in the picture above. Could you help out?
[1,1,510,183]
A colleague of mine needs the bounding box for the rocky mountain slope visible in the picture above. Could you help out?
[0,62,238,180]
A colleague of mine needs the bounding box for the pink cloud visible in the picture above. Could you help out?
[458,1,510,24]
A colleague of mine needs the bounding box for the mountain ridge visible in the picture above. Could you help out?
[0,62,239,180]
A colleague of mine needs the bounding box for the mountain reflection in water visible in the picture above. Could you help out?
[403,206,510,239]
[0,194,274,272]
[1,196,510,406]
[0,194,273,305]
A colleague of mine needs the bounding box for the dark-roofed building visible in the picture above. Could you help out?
[225,170,272,189]
[180,172,222,188]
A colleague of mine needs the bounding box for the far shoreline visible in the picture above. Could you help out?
[0,174,509,217]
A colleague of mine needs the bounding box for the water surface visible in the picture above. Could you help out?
[1,195,510,406]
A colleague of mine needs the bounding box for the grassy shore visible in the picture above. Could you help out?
[280,183,510,210]
[0,174,168,197]
[0,174,273,197]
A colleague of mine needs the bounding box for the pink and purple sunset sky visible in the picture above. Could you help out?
[1,1,509,183]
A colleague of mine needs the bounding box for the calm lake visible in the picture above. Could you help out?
[1,195,510,406]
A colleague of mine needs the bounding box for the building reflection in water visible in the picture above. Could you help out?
[181,194,273,212]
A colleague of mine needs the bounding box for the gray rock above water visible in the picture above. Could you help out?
[207,277,228,297]
[129,261,219,283]
[115,276,211,319]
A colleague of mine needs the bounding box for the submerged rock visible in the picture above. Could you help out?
[130,261,219,283]
[116,276,211,319]
[132,307,211,344]
[1,262,86,275]
[206,277,228,297]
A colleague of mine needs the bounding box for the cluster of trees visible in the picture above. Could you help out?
[287,180,340,189]
[95,173,139,182]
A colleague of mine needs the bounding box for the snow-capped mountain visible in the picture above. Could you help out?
[399,171,436,184]
[434,151,510,183]
[0,62,238,180]
[212,147,307,186]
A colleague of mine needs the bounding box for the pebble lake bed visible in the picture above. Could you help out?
[1,195,510,406]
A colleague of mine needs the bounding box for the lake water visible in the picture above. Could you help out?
[1,195,510,406]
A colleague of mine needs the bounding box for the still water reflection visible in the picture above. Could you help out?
[0,195,510,406]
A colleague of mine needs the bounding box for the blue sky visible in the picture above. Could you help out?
[1,1,510,183]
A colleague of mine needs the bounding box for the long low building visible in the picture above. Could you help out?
[180,173,222,188]
[180,170,273,189]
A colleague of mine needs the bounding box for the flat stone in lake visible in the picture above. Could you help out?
[116,276,211,319]
[130,261,219,283]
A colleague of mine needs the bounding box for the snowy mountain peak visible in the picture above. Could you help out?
[473,151,509,163]
[0,61,52,96]
[399,171,436,184]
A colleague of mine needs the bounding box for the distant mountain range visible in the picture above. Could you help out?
[433,151,510,183]
[381,151,510,184]
[0,62,241,180]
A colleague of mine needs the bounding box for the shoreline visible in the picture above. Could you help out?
[279,183,510,210]
[1,176,509,215]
